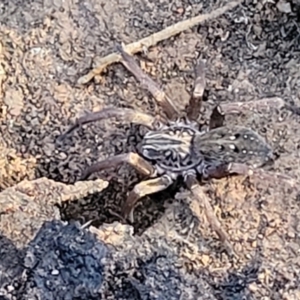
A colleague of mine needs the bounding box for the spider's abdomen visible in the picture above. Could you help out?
[139,124,202,173]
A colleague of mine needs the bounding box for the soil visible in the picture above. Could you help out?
[1,0,300,299]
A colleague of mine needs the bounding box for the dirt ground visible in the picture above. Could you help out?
[1,0,300,299]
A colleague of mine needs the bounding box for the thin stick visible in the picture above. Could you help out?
[77,0,243,85]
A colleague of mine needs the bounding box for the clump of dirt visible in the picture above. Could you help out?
[0,177,108,247]
[0,142,36,191]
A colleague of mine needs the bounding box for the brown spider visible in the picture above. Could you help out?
[60,44,295,255]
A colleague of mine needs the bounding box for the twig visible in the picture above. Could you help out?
[77,0,243,85]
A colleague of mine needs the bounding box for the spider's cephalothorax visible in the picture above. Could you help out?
[59,44,294,256]
[138,119,201,176]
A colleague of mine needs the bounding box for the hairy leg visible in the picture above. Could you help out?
[186,60,206,121]
[122,175,173,222]
[116,44,180,120]
[185,174,235,257]
[80,152,156,180]
[58,107,159,140]
[209,97,285,129]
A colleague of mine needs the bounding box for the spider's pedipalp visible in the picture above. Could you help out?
[117,44,180,120]
[122,174,174,222]
[80,152,156,180]
[58,107,157,140]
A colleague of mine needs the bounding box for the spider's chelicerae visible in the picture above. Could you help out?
[61,45,295,255]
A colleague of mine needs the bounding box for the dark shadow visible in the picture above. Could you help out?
[57,176,181,236]
[0,234,26,298]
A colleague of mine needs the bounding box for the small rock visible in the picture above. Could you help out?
[248,283,258,292]
[276,0,292,13]
[200,254,210,266]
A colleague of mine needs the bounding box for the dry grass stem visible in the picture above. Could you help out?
[77,0,243,85]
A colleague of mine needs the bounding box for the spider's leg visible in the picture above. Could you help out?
[219,97,285,115]
[58,107,158,140]
[209,97,285,129]
[205,162,296,187]
[186,60,206,121]
[116,44,180,120]
[122,175,173,222]
[80,152,156,180]
[185,174,235,257]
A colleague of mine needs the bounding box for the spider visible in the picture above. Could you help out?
[60,44,295,255]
